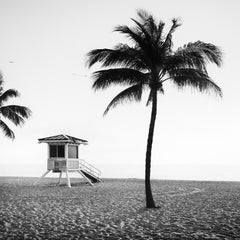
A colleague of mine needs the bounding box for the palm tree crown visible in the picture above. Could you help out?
[87,10,222,111]
[0,75,31,139]
[86,10,223,208]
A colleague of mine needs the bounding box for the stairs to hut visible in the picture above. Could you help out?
[80,169,101,183]
[78,159,102,183]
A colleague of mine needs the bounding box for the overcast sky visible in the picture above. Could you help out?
[0,0,239,181]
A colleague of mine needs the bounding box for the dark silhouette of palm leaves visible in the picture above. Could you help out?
[0,76,31,139]
[87,11,222,113]
[86,10,223,208]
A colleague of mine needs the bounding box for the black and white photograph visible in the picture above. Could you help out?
[0,0,239,239]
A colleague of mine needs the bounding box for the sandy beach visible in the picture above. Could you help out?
[0,177,240,239]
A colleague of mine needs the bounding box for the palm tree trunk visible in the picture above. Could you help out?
[145,90,157,208]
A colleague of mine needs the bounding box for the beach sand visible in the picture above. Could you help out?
[0,177,240,239]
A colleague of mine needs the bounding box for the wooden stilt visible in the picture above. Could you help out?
[33,170,51,185]
[78,170,94,186]
[57,171,62,185]
[66,170,71,188]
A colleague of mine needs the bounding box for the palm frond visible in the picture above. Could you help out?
[114,25,142,45]
[137,9,158,34]
[131,16,164,57]
[113,44,148,70]
[103,84,144,115]
[0,89,19,104]
[146,87,164,106]
[5,105,32,118]
[86,48,113,68]
[131,18,152,42]
[169,68,222,96]
[164,52,207,73]
[86,46,147,70]
[0,105,31,126]
[136,9,152,23]
[156,21,165,44]
[0,120,15,139]
[146,90,153,106]
[194,41,223,66]
[175,41,223,69]
[130,11,166,64]
[114,25,154,58]
[133,10,156,35]
[162,18,181,53]
[92,68,148,91]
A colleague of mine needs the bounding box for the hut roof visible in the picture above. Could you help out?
[38,134,88,145]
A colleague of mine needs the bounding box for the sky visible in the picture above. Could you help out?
[0,0,240,181]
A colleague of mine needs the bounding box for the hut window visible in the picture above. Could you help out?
[50,145,65,158]
[68,145,78,158]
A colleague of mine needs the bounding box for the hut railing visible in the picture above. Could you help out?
[78,159,101,178]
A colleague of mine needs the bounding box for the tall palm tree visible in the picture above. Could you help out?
[86,10,223,208]
[0,75,31,139]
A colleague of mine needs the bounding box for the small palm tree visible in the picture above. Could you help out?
[86,10,223,208]
[0,74,31,139]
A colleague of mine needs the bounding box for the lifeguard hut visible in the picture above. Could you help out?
[34,134,102,187]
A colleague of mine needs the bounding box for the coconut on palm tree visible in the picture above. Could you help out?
[86,10,223,208]
[0,74,31,139]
